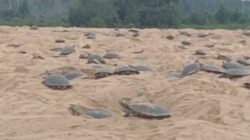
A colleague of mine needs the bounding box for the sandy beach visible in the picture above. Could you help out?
[0,26,250,140]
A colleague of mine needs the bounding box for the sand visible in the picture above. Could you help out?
[0,26,250,140]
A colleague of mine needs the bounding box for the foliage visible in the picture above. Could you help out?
[0,0,249,29]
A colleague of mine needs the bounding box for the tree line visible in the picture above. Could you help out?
[0,0,250,28]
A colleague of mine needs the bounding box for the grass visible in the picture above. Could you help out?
[0,19,250,30]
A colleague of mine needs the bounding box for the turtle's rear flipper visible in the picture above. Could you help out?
[121,108,133,117]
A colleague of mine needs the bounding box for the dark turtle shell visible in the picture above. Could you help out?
[223,68,250,78]
[114,65,139,75]
[128,28,139,33]
[197,32,211,38]
[223,61,245,69]
[120,99,171,119]
[236,58,250,66]
[217,54,232,62]
[84,32,96,39]
[60,45,75,55]
[94,67,114,79]
[180,62,200,77]
[194,49,206,55]
[87,53,106,64]
[243,82,250,89]
[103,52,120,59]
[201,63,225,74]
[43,74,71,89]
[45,67,86,80]
[242,30,250,36]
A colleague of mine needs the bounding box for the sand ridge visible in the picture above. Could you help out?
[0,26,250,139]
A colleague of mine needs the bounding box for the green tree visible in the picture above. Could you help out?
[215,5,232,24]
[188,12,212,25]
[230,9,244,23]
[18,0,30,18]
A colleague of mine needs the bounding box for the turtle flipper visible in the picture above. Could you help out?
[121,108,133,117]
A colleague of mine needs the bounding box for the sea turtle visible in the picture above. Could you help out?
[42,74,72,89]
[182,40,191,46]
[242,30,250,36]
[103,52,120,59]
[120,98,171,119]
[87,53,106,64]
[79,52,89,59]
[180,61,200,77]
[179,31,191,37]
[94,67,114,79]
[194,49,206,55]
[243,82,250,89]
[166,35,174,40]
[204,43,216,48]
[45,66,85,80]
[222,68,250,78]
[82,44,91,49]
[236,58,250,66]
[197,32,211,38]
[30,26,38,30]
[132,32,140,37]
[84,32,96,39]
[60,45,75,55]
[217,54,232,62]
[114,65,140,75]
[222,61,245,69]
[116,33,125,37]
[55,39,65,43]
[68,104,112,119]
[128,28,139,33]
[200,63,225,74]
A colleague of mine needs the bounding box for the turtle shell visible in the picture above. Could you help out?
[45,67,85,80]
[103,52,120,59]
[217,54,232,62]
[197,32,210,38]
[236,58,250,66]
[201,63,225,74]
[223,61,245,69]
[87,53,106,64]
[114,65,139,75]
[181,62,200,77]
[126,102,171,119]
[60,45,75,55]
[224,68,250,78]
[84,32,96,39]
[243,82,250,89]
[194,49,206,55]
[94,67,114,79]
[43,74,71,89]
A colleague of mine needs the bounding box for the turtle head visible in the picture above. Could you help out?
[119,98,130,109]
[86,52,91,57]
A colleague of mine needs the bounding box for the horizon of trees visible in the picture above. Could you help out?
[0,0,250,28]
